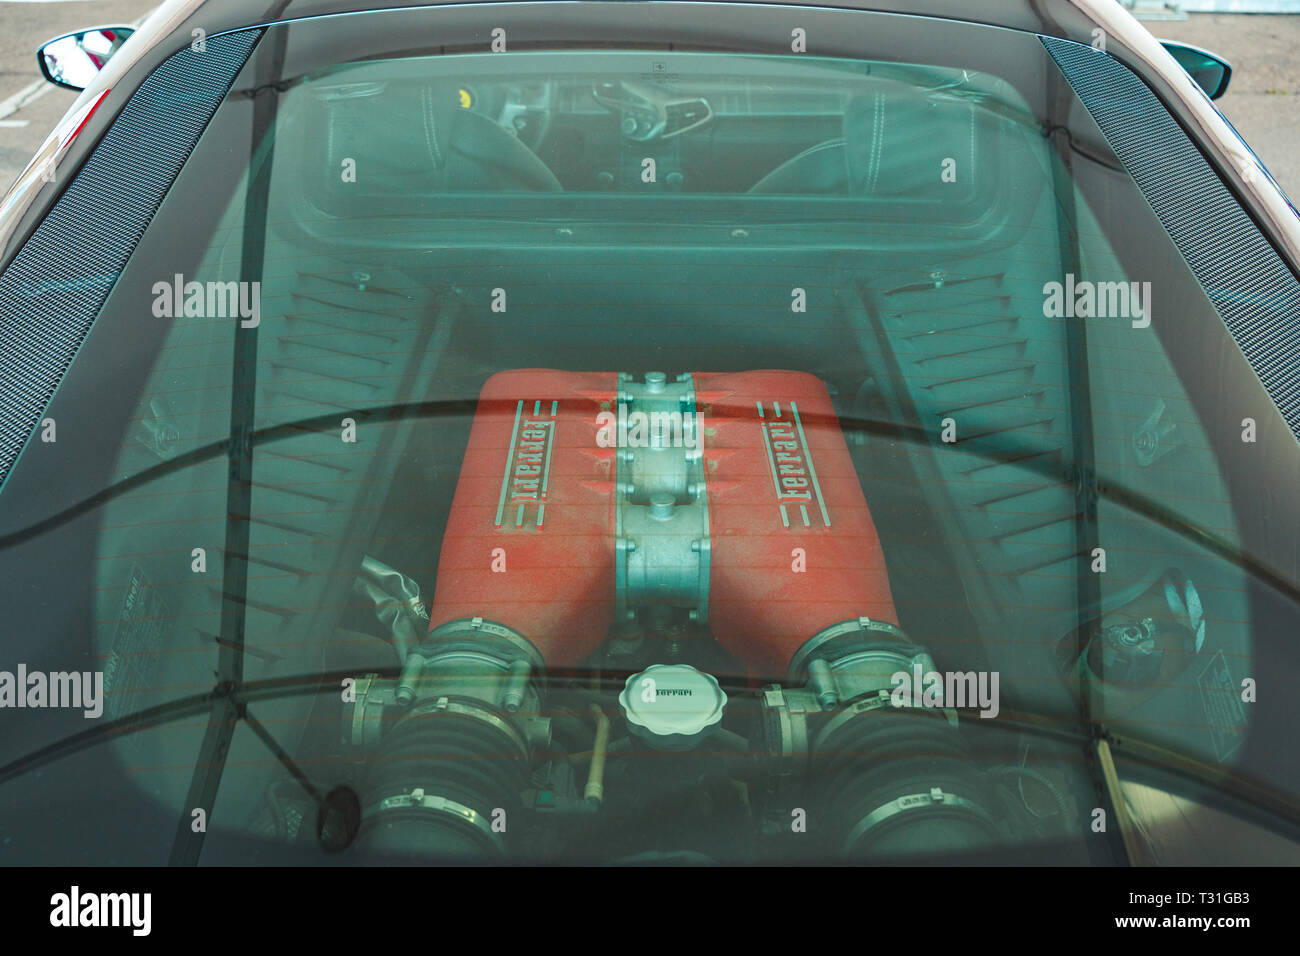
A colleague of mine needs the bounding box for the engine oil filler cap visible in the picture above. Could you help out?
[619,664,727,751]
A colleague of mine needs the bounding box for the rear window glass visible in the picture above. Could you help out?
[0,10,1294,865]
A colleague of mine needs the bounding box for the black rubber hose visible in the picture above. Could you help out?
[812,708,1000,859]
[353,702,527,860]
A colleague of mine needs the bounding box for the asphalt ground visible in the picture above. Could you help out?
[0,0,157,190]
[0,5,1298,197]
[1158,14,1300,199]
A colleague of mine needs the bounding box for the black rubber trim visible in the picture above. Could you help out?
[1042,36,1300,439]
[0,28,264,491]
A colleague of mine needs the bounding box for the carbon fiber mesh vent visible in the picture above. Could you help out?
[0,28,262,489]
[1042,36,1300,439]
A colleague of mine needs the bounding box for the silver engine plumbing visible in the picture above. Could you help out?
[760,618,1000,858]
[613,371,711,629]
[345,562,551,858]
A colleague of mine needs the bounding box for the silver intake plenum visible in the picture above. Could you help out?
[613,372,711,627]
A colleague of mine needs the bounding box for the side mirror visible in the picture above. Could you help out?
[1160,40,1232,100]
[38,27,135,92]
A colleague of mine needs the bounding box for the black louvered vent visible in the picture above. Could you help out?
[875,270,1080,609]
[0,29,263,490]
[1043,35,1300,441]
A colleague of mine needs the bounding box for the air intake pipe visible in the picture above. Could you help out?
[762,618,1000,858]
[344,618,550,859]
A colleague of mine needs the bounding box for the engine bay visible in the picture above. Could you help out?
[321,368,1068,861]
[233,350,1219,863]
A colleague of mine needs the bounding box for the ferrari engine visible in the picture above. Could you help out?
[425,368,899,673]
[342,370,1003,861]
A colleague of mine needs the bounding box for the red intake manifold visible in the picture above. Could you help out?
[427,370,898,676]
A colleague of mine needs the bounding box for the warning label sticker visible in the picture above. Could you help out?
[1196,649,1246,762]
